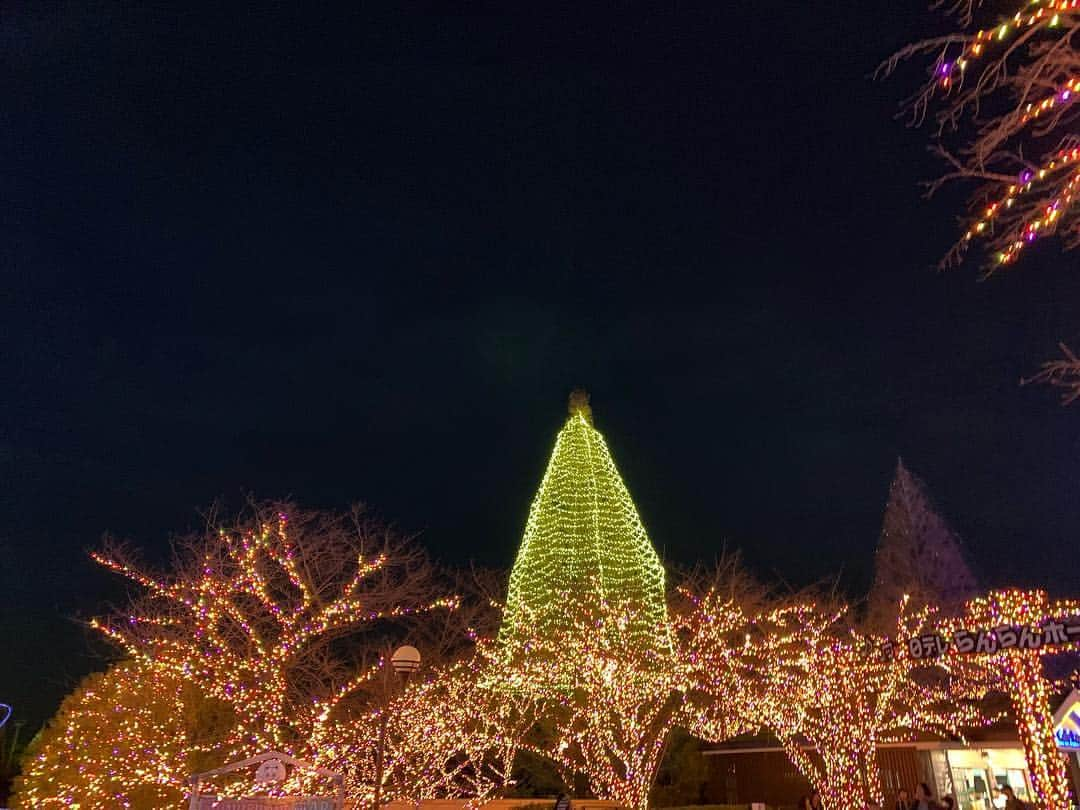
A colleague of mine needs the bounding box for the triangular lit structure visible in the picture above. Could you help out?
[500,390,669,648]
[865,459,979,633]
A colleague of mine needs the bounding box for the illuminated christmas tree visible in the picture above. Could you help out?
[500,390,669,648]
[865,460,978,633]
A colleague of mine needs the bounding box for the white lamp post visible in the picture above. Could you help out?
[373,645,422,810]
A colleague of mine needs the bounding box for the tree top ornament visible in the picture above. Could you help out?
[567,387,593,424]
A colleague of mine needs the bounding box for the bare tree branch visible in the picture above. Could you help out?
[1023,342,1080,403]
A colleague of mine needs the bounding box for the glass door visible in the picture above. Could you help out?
[952,767,990,810]
[991,769,1031,802]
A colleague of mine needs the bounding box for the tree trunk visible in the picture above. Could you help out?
[1004,653,1073,810]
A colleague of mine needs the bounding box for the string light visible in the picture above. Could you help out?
[13,660,229,807]
[317,643,530,805]
[957,147,1080,265]
[88,512,457,760]
[676,591,996,810]
[936,0,1080,89]
[932,590,1080,810]
[502,596,686,810]
[13,407,1079,810]
[1019,77,1080,125]
[890,0,1080,267]
[501,391,670,652]
[498,392,681,809]
[17,506,462,807]
[995,166,1080,264]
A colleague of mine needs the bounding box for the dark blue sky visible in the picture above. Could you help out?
[3,1,1079,728]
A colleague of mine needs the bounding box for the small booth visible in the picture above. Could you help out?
[187,751,345,810]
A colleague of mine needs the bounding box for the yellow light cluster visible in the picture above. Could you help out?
[88,514,456,761]
[25,580,1071,810]
[15,508,465,807]
[675,591,995,810]
[317,643,531,805]
[494,394,682,810]
[501,395,670,652]
[502,596,686,810]
[12,660,230,808]
[935,590,1080,810]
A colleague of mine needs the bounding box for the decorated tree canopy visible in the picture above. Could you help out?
[500,390,669,648]
[12,660,235,809]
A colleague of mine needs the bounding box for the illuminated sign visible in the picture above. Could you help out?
[1053,690,1080,752]
[880,621,1080,662]
[1057,728,1080,750]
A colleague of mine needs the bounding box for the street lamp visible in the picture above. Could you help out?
[373,645,422,810]
[390,645,422,676]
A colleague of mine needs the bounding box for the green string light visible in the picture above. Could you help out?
[500,391,669,651]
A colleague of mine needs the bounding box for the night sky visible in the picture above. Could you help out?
[3,2,1079,730]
